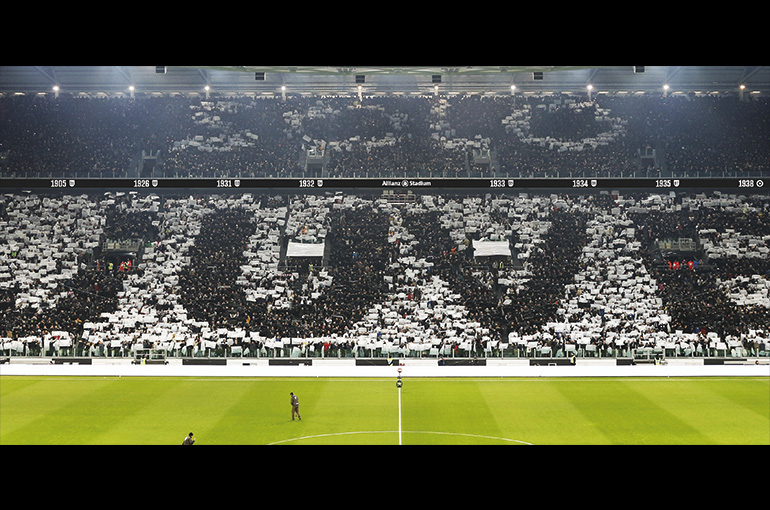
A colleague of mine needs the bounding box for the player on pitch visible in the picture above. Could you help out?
[290,392,301,421]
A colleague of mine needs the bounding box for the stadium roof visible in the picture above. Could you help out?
[0,66,767,97]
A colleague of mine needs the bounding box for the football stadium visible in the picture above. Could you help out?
[1,66,769,445]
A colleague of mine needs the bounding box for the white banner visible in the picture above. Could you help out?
[286,241,325,258]
[472,240,511,257]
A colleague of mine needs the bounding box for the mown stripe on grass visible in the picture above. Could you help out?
[646,378,770,445]
[1,376,165,444]
[204,378,296,444]
[400,380,506,444]
[555,379,725,444]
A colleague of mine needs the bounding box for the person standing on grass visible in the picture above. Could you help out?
[183,432,196,445]
[290,392,301,421]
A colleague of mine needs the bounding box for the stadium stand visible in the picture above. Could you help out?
[1,92,768,361]
[1,189,768,359]
[1,93,768,179]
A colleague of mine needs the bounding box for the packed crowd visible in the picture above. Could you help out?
[1,88,768,359]
[1,93,768,179]
[1,189,768,359]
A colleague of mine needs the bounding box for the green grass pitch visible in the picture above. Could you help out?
[1,376,768,445]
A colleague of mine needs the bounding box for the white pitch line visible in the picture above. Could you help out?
[398,385,402,445]
[267,430,533,445]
